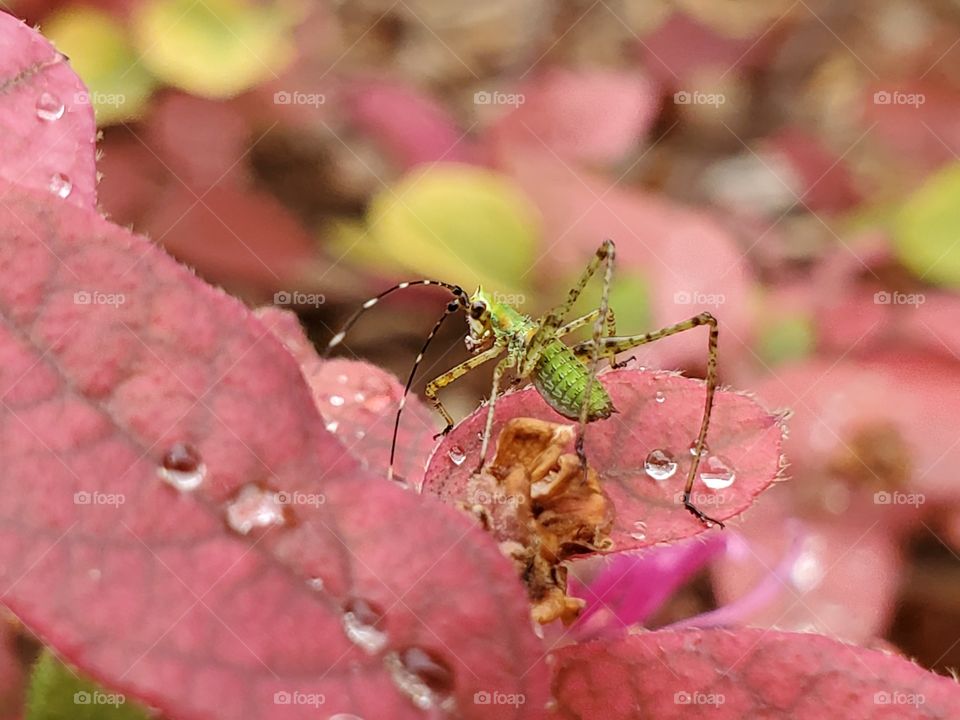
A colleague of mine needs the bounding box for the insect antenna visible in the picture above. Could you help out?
[323,279,469,484]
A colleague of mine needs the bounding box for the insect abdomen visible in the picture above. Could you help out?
[532,340,615,421]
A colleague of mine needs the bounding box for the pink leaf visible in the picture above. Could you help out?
[423,369,784,550]
[256,306,440,485]
[0,182,549,719]
[489,68,659,166]
[551,627,960,719]
[0,11,97,208]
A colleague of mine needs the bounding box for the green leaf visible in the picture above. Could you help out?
[44,7,156,124]
[893,162,960,287]
[363,164,540,294]
[132,0,299,98]
[26,650,150,720]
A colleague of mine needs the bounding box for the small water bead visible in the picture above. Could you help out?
[36,92,65,121]
[447,445,466,466]
[688,440,710,457]
[158,442,206,491]
[329,395,345,407]
[385,647,455,711]
[699,455,736,490]
[225,484,286,535]
[353,392,366,403]
[328,715,364,720]
[342,598,389,654]
[654,391,666,404]
[306,577,325,591]
[325,420,339,434]
[49,172,72,199]
[644,449,678,481]
[630,520,647,541]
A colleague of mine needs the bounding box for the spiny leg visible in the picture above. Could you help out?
[423,344,505,439]
[475,356,513,472]
[575,242,616,479]
[540,239,616,334]
[572,312,723,528]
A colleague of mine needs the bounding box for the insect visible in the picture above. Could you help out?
[324,239,723,527]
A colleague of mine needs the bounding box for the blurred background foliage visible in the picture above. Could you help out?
[4,0,960,709]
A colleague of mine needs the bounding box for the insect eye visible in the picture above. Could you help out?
[470,301,487,319]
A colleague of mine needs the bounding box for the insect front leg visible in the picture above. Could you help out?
[476,357,514,473]
[572,312,723,528]
[539,239,616,333]
[424,345,505,439]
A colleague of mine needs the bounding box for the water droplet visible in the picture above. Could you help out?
[325,420,339,433]
[353,392,366,403]
[158,443,206,491]
[49,172,72,199]
[700,455,736,490]
[354,429,365,440]
[306,577,324,591]
[655,391,665,404]
[448,445,466,466]
[644,449,677,481]
[630,520,647,541]
[336,374,348,384]
[36,92,64,121]
[385,647,455,710]
[329,395,345,407]
[329,715,364,720]
[225,485,286,535]
[688,440,710,457]
[342,598,388,654]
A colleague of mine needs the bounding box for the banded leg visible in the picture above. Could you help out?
[572,312,723,527]
[540,239,616,333]
[423,344,505,436]
[475,356,513,472]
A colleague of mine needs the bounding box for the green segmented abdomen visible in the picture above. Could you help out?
[532,340,616,421]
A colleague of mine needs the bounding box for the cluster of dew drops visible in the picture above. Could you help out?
[35,92,74,199]
[156,442,459,715]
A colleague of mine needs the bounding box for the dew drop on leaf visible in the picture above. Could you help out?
[306,577,324,591]
[385,647,455,710]
[158,442,206,491]
[225,484,286,535]
[447,445,466,466]
[329,715,365,720]
[689,440,710,457]
[329,394,345,407]
[325,420,339,434]
[49,172,72,199]
[630,520,647,541]
[342,598,389,654]
[654,390,665,404]
[699,455,736,489]
[644,448,677,481]
[36,92,64,122]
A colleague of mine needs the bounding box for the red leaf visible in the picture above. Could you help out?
[256,306,440,485]
[423,369,783,550]
[0,183,549,719]
[0,11,97,208]
[551,627,960,719]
